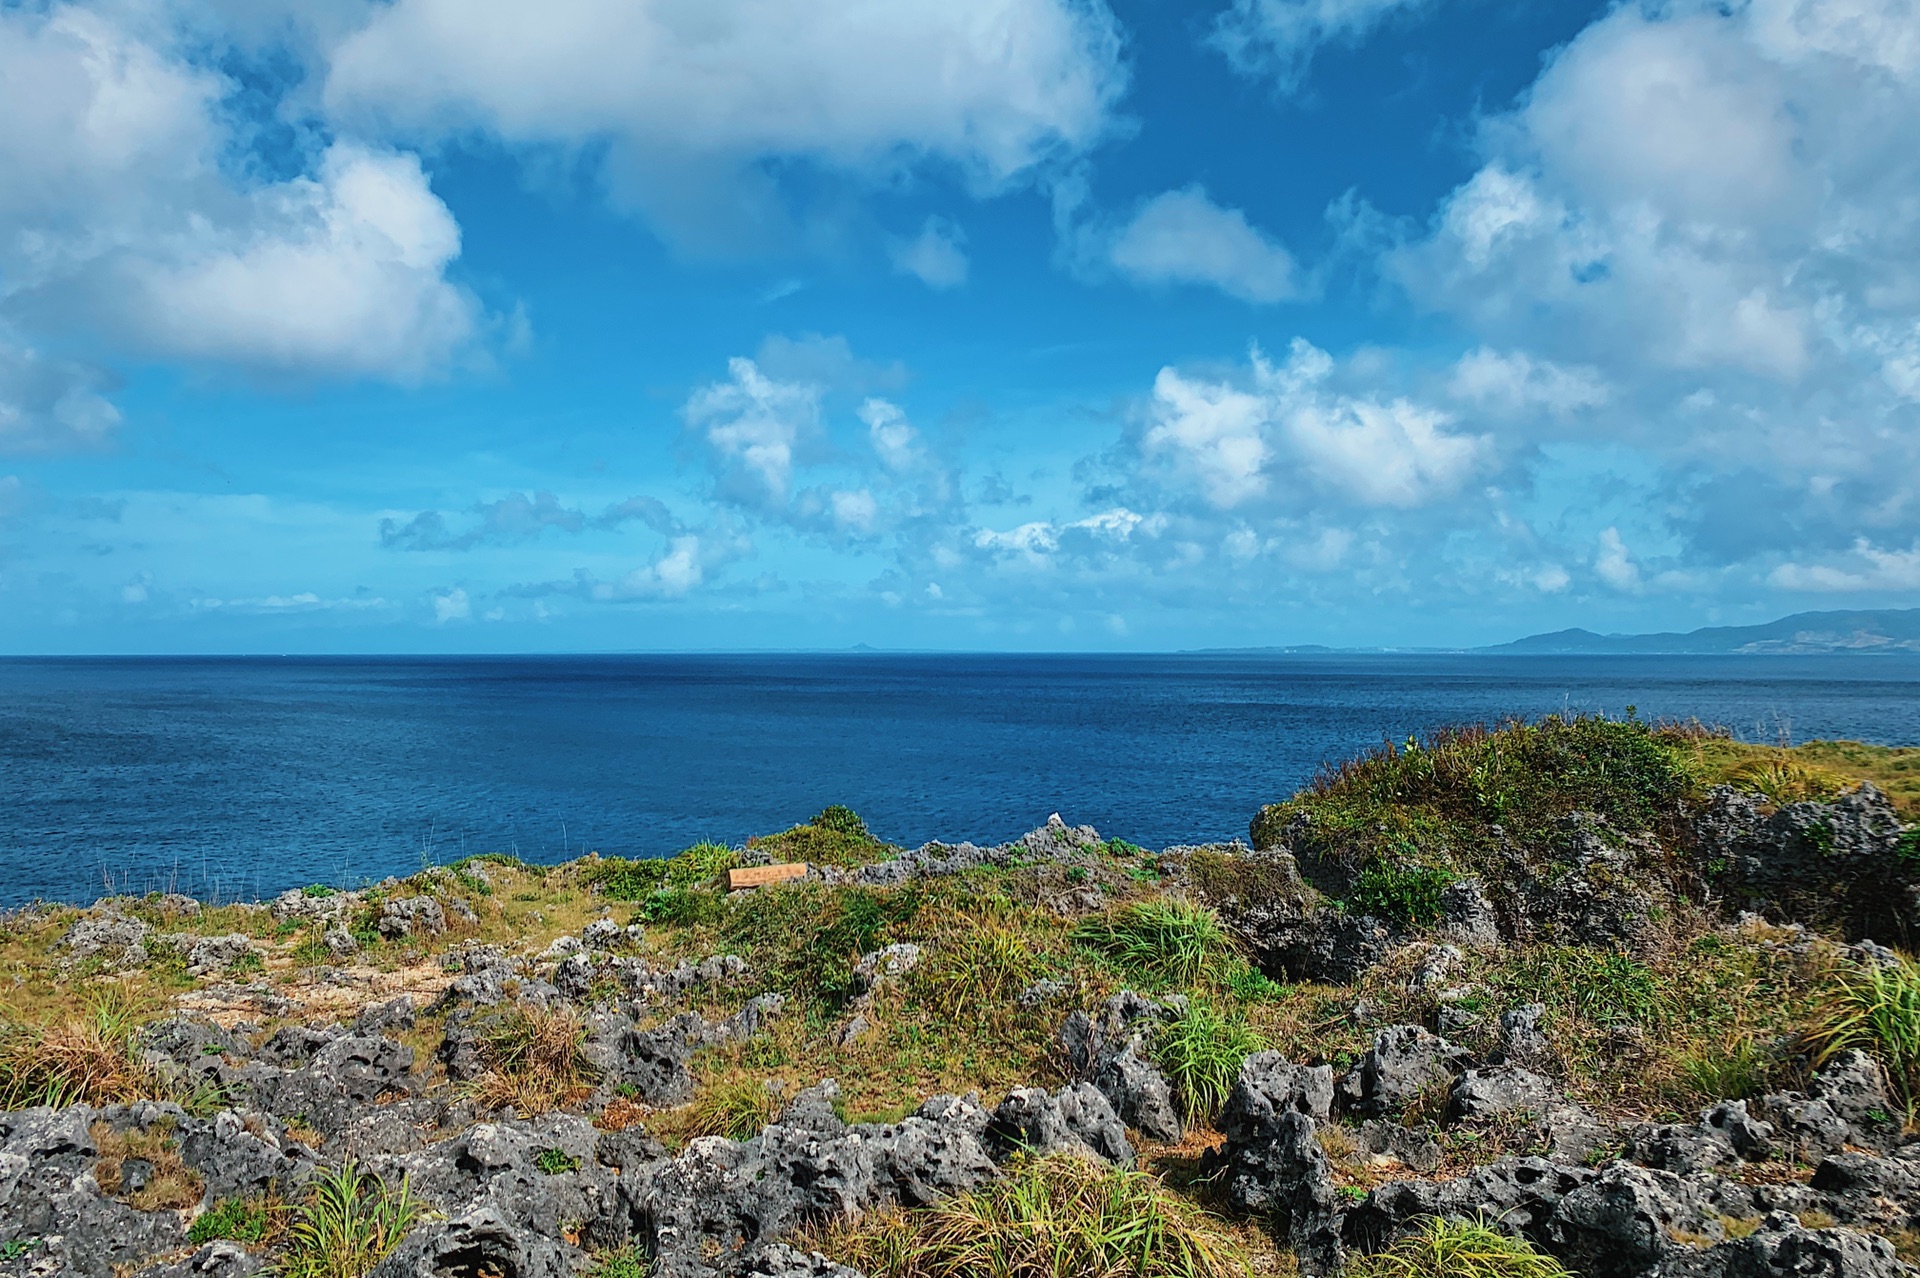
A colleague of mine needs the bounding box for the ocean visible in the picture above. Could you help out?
[1,652,1916,907]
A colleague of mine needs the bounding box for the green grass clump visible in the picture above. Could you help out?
[1071,899,1237,988]
[1102,838,1145,858]
[1806,955,1920,1113]
[588,1248,649,1278]
[721,882,924,1005]
[640,887,726,926]
[665,841,742,888]
[810,1154,1249,1278]
[1348,862,1457,929]
[749,806,899,869]
[682,1075,783,1140]
[300,884,337,899]
[1346,1215,1572,1278]
[277,1164,420,1278]
[915,925,1043,1020]
[469,1004,599,1114]
[1154,1000,1265,1121]
[1500,947,1662,1029]
[584,857,668,901]
[533,1147,580,1175]
[188,1196,273,1245]
[1677,1035,1774,1104]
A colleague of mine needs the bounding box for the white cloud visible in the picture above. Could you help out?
[861,398,920,473]
[1144,340,1490,511]
[324,0,1127,246]
[1447,347,1608,418]
[1211,0,1435,92]
[685,356,822,503]
[1770,540,1920,591]
[1107,187,1299,303]
[1595,527,1641,593]
[431,586,471,621]
[0,4,482,387]
[889,217,969,290]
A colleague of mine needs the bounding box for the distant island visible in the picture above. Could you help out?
[1486,607,1920,655]
[1190,607,1920,656]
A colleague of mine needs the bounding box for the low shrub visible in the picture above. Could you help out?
[1071,899,1237,988]
[469,1004,599,1114]
[188,1196,274,1245]
[1806,955,1920,1113]
[1345,1214,1572,1278]
[809,1154,1249,1278]
[747,806,897,869]
[721,882,923,1004]
[1154,1000,1264,1121]
[640,887,726,926]
[277,1164,420,1278]
[533,1147,580,1175]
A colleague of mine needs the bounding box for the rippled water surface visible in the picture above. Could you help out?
[2,653,1917,905]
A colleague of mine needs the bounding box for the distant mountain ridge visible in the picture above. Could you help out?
[1485,608,1920,655]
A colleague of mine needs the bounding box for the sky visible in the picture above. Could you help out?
[2,0,1919,653]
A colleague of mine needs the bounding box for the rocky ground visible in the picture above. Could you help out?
[3,719,1920,1278]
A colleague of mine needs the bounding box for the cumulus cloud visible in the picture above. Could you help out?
[1106,186,1300,303]
[1595,527,1641,593]
[431,586,470,622]
[1386,0,1920,588]
[508,528,754,602]
[1211,0,1437,92]
[324,0,1127,248]
[1143,340,1490,511]
[0,3,482,391]
[685,356,823,504]
[889,217,969,289]
[1770,541,1920,592]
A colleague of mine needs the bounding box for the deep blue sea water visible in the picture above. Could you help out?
[2,653,1917,907]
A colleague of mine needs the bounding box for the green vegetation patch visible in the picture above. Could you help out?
[1807,953,1920,1117]
[809,1154,1250,1278]
[188,1197,273,1245]
[1252,715,1701,885]
[748,806,899,869]
[1346,1214,1573,1278]
[1153,1000,1265,1121]
[533,1147,580,1175]
[1070,899,1238,988]
[721,881,925,1005]
[1348,861,1458,929]
[277,1164,420,1278]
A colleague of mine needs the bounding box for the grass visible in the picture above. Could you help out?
[92,1118,204,1211]
[720,881,925,1005]
[915,924,1044,1020]
[1685,737,1920,819]
[808,1155,1252,1278]
[678,1073,784,1140]
[1805,954,1920,1114]
[1345,1215,1573,1278]
[587,1248,650,1278]
[1154,1000,1265,1122]
[1071,899,1239,988]
[582,857,667,902]
[277,1164,420,1278]
[747,805,899,869]
[468,1004,599,1114]
[534,1147,581,1175]
[1348,863,1457,930]
[0,988,157,1108]
[189,1196,276,1245]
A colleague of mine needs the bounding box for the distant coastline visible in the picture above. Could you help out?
[1191,607,1920,657]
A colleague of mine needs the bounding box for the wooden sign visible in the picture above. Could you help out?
[728,863,810,890]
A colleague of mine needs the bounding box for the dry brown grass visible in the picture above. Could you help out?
[468,1003,599,1114]
[1,989,159,1108]
[92,1119,204,1211]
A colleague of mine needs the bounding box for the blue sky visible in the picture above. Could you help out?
[3,0,1918,653]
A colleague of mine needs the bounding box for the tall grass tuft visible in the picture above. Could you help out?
[682,1075,784,1140]
[0,989,156,1109]
[809,1154,1249,1278]
[277,1163,420,1278]
[1070,899,1238,988]
[1805,955,1920,1112]
[469,1004,599,1114]
[1346,1215,1572,1278]
[1153,1000,1265,1122]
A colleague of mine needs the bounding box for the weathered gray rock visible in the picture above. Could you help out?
[1345,1156,1594,1254]
[1337,1025,1469,1118]
[1449,1066,1560,1121]
[1650,1211,1914,1277]
[1206,1051,1343,1271]
[1697,783,1920,944]
[988,1083,1131,1163]
[369,1206,574,1278]
[849,944,921,995]
[1546,1162,1729,1278]
[1058,994,1183,1143]
[377,896,446,940]
[741,1243,866,1278]
[176,1108,320,1200]
[133,1241,262,1278]
[377,1114,622,1252]
[635,1085,996,1278]
[59,913,151,970]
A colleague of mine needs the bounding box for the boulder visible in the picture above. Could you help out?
[377,896,447,940]
[1649,1212,1913,1278]
[1336,1025,1470,1118]
[59,913,151,970]
[987,1084,1131,1163]
[1058,994,1183,1142]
